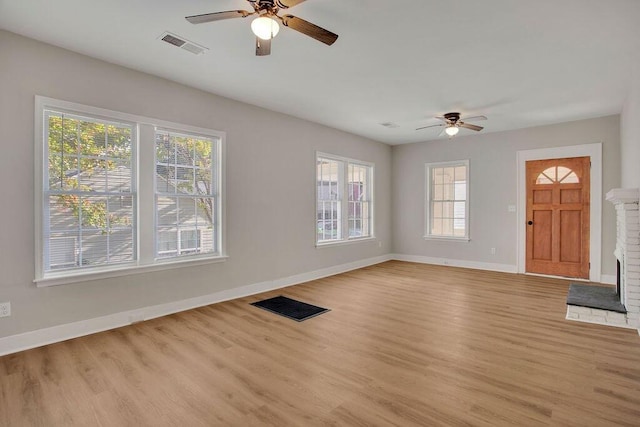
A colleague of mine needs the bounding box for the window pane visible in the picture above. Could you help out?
[443,167,455,184]
[454,182,466,200]
[106,124,132,159]
[157,196,177,226]
[561,172,579,184]
[442,218,453,235]
[48,233,78,270]
[431,217,442,235]
[442,201,454,219]
[433,184,443,200]
[433,167,443,184]
[433,201,443,218]
[443,183,455,200]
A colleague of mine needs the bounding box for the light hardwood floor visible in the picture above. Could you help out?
[2,261,640,426]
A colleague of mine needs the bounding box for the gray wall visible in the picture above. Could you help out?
[621,51,640,189]
[0,31,392,338]
[391,116,621,276]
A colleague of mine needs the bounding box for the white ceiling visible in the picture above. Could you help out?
[1,0,639,145]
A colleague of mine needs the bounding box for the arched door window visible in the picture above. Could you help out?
[536,166,579,184]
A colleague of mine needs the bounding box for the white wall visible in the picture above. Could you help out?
[621,50,640,189]
[0,31,391,338]
[391,116,620,276]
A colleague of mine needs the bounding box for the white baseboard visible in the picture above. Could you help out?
[600,274,616,285]
[0,254,392,356]
[391,254,518,274]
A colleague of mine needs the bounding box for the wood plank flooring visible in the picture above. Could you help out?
[2,261,640,426]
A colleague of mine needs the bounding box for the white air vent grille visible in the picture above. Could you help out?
[159,32,208,55]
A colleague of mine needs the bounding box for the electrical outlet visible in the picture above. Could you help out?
[378,241,383,248]
[0,302,11,318]
[491,247,496,255]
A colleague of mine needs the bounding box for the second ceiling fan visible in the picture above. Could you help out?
[417,112,487,137]
[186,0,338,56]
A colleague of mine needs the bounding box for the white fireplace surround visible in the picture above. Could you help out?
[567,188,640,330]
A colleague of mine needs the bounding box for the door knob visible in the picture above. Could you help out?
[527,221,533,225]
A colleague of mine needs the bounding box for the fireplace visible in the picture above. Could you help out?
[566,188,639,331]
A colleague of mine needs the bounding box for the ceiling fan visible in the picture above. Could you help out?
[185,0,338,56]
[416,112,487,137]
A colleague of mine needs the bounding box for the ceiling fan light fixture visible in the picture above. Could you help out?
[445,126,459,136]
[251,16,280,40]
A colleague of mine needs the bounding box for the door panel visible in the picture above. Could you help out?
[532,210,553,260]
[526,156,590,278]
[533,189,552,204]
[560,210,581,263]
[560,189,581,204]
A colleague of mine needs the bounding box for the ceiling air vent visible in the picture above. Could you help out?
[159,32,208,55]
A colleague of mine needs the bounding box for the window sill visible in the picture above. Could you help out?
[423,235,470,242]
[316,237,376,248]
[35,255,229,287]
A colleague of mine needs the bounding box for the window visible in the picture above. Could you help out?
[43,111,136,271]
[36,97,225,285]
[316,153,373,244]
[425,160,469,240]
[155,130,217,259]
[536,166,579,184]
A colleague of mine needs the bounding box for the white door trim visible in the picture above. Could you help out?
[516,143,602,282]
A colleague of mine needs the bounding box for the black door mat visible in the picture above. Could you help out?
[251,295,330,322]
[567,283,626,313]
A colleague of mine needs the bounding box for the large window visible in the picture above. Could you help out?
[316,153,373,244]
[36,97,225,285]
[425,160,469,240]
[155,130,217,259]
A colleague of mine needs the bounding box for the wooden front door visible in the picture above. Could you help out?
[526,157,590,279]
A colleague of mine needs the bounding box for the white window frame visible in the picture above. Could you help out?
[424,160,470,241]
[35,96,227,287]
[316,152,375,247]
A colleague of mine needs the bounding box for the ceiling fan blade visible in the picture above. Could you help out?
[276,0,307,8]
[279,15,338,45]
[459,122,484,131]
[186,10,253,24]
[416,123,444,131]
[461,115,487,122]
[256,37,271,56]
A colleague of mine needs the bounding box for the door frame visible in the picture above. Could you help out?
[516,143,602,282]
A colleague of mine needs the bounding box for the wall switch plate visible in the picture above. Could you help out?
[0,302,11,318]
[491,247,497,255]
